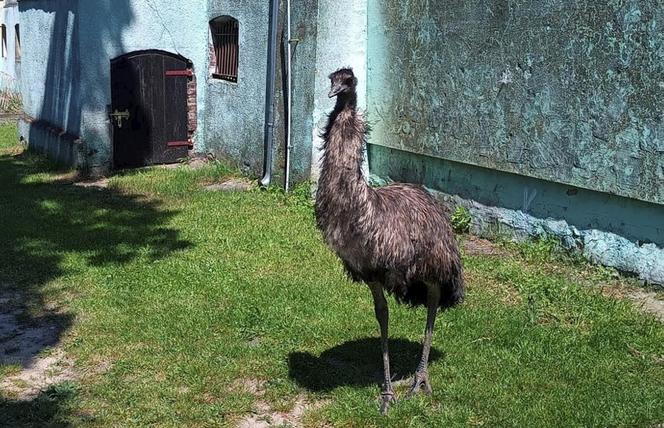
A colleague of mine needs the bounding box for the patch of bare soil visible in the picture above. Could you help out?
[204,178,255,193]
[233,378,328,428]
[627,290,664,323]
[596,281,664,324]
[0,349,76,399]
[0,292,76,400]
[72,177,109,189]
[186,153,216,170]
[462,236,504,256]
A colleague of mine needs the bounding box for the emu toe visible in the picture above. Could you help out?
[406,370,432,397]
[379,390,397,415]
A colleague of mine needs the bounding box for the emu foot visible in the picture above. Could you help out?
[406,370,432,397]
[379,389,396,415]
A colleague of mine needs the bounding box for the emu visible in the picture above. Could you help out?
[315,68,465,414]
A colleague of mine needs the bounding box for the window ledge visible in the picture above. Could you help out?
[211,73,237,83]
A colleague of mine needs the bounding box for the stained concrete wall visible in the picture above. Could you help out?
[366,0,664,283]
[310,0,368,183]
[281,0,318,184]
[204,1,269,177]
[202,0,367,183]
[368,0,664,205]
[18,0,209,173]
[203,0,325,184]
[0,2,20,82]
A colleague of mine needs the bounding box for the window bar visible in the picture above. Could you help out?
[224,22,230,78]
[232,24,238,80]
[211,18,238,82]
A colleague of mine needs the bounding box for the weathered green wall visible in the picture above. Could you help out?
[367,0,664,205]
[203,0,319,185]
[309,0,368,184]
[273,0,320,186]
[369,144,664,246]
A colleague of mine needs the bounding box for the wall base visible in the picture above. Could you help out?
[18,117,88,171]
[368,144,664,286]
[446,192,664,286]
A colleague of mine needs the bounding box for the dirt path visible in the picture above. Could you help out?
[627,290,664,323]
[234,379,328,428]
[0,291,76,400]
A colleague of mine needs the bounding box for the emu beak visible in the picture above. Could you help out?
[328,85,343,98]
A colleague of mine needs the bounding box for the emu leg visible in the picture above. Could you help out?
[368,282,395,414]
[407,283,440,397]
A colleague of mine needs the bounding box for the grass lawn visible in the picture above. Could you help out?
[0,123,663,427]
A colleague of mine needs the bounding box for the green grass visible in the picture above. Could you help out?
[1,124,663,427]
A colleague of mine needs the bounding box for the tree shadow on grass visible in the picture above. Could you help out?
[288,337,443,392]
[0,382,80,428]
[0,148,191,421]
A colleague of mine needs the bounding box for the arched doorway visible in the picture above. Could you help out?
[110,50,192,168]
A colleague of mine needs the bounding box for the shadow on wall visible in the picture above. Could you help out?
[19,0,134,171]
[0,145,190,422]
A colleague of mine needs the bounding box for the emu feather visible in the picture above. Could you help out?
[315,68,464,414]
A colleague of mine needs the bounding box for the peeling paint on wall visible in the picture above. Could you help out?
[369,144,664,246]
[368,142,664,286]
[367,0,664,204]
[448,190,664,286]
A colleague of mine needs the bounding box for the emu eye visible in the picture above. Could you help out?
[345,78,353,85]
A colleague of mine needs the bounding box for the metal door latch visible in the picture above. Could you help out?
[110,109,130,128]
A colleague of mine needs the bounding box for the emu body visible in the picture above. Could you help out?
[315,68,464,413]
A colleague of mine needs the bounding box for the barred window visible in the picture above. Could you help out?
[14,24,20,62]
[1,26,6,59]
[210,16,238,82]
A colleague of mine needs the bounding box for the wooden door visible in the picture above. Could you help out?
[111,51,190,168]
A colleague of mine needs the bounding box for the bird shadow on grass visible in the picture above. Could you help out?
[287,337,443,392]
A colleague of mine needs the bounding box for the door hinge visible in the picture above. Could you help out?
[165,70,193,77]
[167,140,192,148]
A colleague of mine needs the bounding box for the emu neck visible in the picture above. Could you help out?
[337,91,357,110]
[320,91,368,196]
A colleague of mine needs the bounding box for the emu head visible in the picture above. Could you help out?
[328,68,357,98]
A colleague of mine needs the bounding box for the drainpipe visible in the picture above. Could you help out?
[259,0,280,187]
[284,0,293,192]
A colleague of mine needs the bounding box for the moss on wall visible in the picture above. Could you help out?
[368,0,664,205]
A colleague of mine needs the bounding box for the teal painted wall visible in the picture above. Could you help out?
[18,0,210,173]
[369,145,664,247]
[18,0,319,183]
[367,0,664,205]
[204,1,269,177]
[0,3,20,81]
